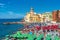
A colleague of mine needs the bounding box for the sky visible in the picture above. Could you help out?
[0,0,60,19]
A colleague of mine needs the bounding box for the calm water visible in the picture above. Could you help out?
[0,19,24,38]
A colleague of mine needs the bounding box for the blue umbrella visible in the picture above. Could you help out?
[29,31,33,35]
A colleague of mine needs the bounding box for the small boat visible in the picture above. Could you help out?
[3,22,11,24]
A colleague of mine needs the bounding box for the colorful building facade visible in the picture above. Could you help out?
[24,8,41,23]
[52,10,60,22]
[24,8,53,23]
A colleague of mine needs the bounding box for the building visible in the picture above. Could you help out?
[52,10,60,22]
[43,12,52,22]
[57,10,60,22]
[24,8,41,23]
[52,10,57,22]
[24,8,53,23]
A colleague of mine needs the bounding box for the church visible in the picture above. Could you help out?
[24,8,46,23]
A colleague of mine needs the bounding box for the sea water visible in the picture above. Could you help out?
[0,19,24,38]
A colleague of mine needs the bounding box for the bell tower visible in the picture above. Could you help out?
[30,7,34,15]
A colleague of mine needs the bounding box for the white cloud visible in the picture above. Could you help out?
[0,3,5,5]
[7,11,24,18]
[45,12,51,13]
[0,3,5,7]
[8,11,14,15]
[0,11,25,19]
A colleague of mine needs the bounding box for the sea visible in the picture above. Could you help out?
[0,19,24,39]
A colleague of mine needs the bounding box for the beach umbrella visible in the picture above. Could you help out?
[32,34,37,40]
[29,25,33,28]
[36,34,44,40]
[22,33,28,37]
[35,25,41,31]
[5,35,9,37]
[51,25,58,30]
[16,31,22,35]
[59,38,60,40]
[5,35,9,40]
[16,31,28,39]
[31,29,34,31]
[10,34,15,38]
[26,31,36,40]
[47,25,51,30]
[5,38,9,40]
[12,34,17,38]
[33,33,36,38]
[11,33,20,38]
[11,32,23,39]
[16,31,24,39]
[42,26,47,30]
[27,34,34,40]
[54,36,60,40]
[29,31,33,35]
[45,34,51,40]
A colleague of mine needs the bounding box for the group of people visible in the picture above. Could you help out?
[2,24,60,40]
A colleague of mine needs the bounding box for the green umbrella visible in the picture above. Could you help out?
[11,31,23,40]
[10,34,13,37]
[10,32,19,38]
[16,31,24,39]
[5,35,9,37]
[27,34,34,40]
[5,38,9,40]
[54,36,59,40]
[16,31,22,36]
[22,33,27,37]
[36,34,44,40]
[13,34,17,38]
[21,33,28,40]
[33,33,36,39]
[5,35,9,40]
[45,34,51,40]
[59,37,60,40]
[16,31,22,35]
